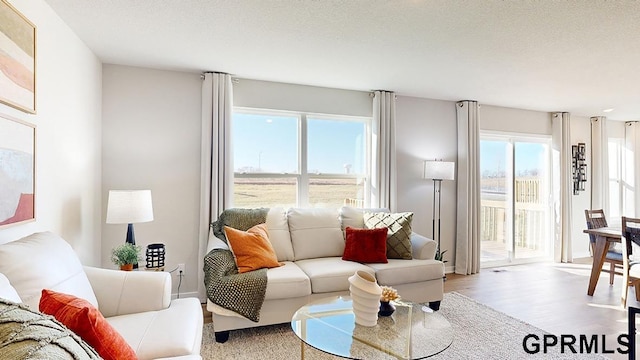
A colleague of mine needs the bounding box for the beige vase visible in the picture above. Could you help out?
[348,270,382,327]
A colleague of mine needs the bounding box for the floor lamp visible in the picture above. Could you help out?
[106,190,154,268]
[423,161,455,262]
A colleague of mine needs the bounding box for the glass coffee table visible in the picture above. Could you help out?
[291,296,453,359]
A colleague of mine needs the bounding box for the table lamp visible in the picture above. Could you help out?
[106,189,154,246]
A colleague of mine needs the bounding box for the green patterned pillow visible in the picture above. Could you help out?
[364,212,413,260]
[0,298,100,359]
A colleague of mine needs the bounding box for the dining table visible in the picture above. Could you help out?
[582,226,622,296]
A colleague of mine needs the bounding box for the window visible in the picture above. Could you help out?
[480,132,552,266]
[232,109,370,209]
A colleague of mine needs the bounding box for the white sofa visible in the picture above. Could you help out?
[0,232,203,360]
[206,207,445,342]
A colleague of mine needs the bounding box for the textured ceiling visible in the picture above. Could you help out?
[44,0,640,120]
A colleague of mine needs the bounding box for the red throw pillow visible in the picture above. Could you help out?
[342,227,388,263]
[39,289,137,360]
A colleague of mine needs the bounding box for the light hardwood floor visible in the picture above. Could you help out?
[203,258,637,359]
[445,258,635,359]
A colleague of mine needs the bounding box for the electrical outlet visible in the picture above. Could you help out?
[177,263,185,275]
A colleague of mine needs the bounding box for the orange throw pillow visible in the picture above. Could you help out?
[224,223,282,273]
[39,289,137,360]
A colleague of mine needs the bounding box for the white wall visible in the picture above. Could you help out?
[395,96,458,271]
[481,104,552,135]
[234,78,372,117]
[0,0,102,265]
[102,65,202,296]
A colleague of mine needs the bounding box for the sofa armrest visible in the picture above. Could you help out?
[411,232,437,260]
[84,266,171,318]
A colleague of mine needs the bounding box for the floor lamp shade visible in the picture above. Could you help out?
[423,161,455,181]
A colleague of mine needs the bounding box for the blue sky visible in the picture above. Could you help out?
[480,140,548,176]
[233,113,365,174]
[234,113,548,177]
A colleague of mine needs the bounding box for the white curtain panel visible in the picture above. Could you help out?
[625,121,640,216]
[455,101,480,275]
[551,112,572,263]
[371,91,397,211]
[197,72,233,300]
[590,116,609,214]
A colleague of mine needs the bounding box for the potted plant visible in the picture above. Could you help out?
[111,243,141,271]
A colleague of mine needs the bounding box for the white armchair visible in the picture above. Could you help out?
[0,232,202,360]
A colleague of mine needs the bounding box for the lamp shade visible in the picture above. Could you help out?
[106,190,154,224]
[423,161,455,181]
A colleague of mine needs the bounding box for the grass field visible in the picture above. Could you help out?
[233,178,363,208]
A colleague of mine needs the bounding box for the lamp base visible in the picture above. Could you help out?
[125,223,138,269]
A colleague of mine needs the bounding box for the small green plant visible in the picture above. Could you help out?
[111,243,141,266]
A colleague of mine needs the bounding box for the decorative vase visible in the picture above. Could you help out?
[120,264,134,271]
[378,301,396,317]
[348,270,382,327]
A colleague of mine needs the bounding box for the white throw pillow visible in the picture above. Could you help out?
[288,208,344,260]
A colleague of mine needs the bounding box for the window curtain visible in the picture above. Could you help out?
[455,101,480,275]
[551,112,572,263]
[591,116,609,214]
[197,72,233,300]
[371,91,397,211]
[625,121,640,216]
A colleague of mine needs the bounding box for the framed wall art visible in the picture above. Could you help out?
[0,113,35,227]
[0,0,36,113]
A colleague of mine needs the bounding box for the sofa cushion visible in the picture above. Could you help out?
[39,289,137,360]
[224,224,282,273]
[266,208,295,261]
[342,227,388,263]
[0,272,21,303]
[106,297,203,360]
[288,208,344,260]
[0,298,101,359]
[339,206,389,229]
[367,259,444,286]
[265,261,311,300]
[295,257,374,293]
[364,212,413,260]
[0,232,98,310]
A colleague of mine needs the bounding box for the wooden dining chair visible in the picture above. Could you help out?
[621,216,640,307]
[585,209,623,285]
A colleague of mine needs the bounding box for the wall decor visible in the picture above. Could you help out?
[0,113,35,227]
[0,0,36,113]
[572,142,586,195]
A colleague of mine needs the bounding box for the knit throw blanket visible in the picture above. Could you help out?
[0,298,101,359]
[204,208,269,322]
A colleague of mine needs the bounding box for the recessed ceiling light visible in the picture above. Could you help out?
[603,108,614,113]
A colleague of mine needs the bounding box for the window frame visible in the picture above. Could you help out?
[232,107,372,208]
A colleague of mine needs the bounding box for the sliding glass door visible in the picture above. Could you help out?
[480,133,552,266]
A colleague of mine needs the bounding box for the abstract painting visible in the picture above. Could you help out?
[0,0,36,113]
[0,113,35,227]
